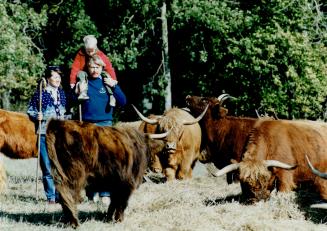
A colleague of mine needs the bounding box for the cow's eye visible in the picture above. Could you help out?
[201,99,208,104]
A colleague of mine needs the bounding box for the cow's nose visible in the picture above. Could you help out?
[165,142,176,152]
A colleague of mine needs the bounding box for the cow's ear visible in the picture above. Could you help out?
[212,103,224,119]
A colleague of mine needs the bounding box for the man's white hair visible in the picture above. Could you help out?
[83,35,97,49]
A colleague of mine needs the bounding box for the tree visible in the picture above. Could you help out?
[0,1,46,110]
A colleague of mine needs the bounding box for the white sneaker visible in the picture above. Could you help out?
[101,196,110,206]
[90,193,99,203]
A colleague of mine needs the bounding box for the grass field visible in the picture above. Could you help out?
[0,156,326,231]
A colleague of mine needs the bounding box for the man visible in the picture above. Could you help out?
[77,55,127,204]
[70,35,117,101]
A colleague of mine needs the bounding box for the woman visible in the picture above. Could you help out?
[27,66,67,204]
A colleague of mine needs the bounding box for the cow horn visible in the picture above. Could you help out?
[264,160,295,169]
[181,107,191,112]
[182,104,209,125]
[217,93,237,105]
[311,203,327,209]
[305,155,327,179]
[148,130,169,139]
[132,104,159,124]
[208,163,240,177]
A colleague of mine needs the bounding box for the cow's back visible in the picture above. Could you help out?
[246,119,327,182]
[0,109,37,158]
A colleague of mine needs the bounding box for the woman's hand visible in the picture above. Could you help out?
[37,112,43,121]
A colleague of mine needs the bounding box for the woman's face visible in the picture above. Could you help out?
[88,64,103,78]
[48,71,61,88]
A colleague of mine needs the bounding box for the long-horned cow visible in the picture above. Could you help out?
[133,105,207,181]
[185,94,261,183]
[212,119,327,203]
[0,109,39,191]
[46,119,168,227]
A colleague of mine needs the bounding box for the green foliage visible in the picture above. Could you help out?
[1,0,326,119]
[170,0,327,119]
[0,1,46,108]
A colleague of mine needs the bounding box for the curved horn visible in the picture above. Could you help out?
[132,104,159,124]
[217,93,230,102]
[264,160,295,169]
[182,104,209,125]
[217,93,237,105]
[311,203,327,209]
[148,130,169,139]
[305,155,327,179]
[209,163,240,177]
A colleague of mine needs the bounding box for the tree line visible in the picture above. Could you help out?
[0,0,326,120]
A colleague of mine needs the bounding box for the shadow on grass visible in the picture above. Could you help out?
[203,183,327,224]
[0,210,110,226]
[203,193,242,206]
[294,184,327,224]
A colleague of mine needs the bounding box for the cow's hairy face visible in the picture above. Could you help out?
[185,96,218,117]
[158,117,183,154]
[239,161,274,203]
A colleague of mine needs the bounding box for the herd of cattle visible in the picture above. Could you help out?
[0,94,327,227]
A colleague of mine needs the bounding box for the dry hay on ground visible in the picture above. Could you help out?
[0,157,326,231]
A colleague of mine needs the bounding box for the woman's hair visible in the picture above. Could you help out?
[88,55,105,67]
[45,66,62,79]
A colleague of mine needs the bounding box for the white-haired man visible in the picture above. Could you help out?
[70,35,117,101]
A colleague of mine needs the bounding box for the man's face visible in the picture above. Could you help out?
[85,48,97,56]
[88,64,103,78]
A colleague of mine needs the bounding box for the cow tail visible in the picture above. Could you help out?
[46,132,68,184]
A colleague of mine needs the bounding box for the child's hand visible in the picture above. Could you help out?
[104,77,118,87]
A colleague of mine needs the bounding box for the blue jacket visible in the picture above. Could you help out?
[82,77,127,122]
[27,86,67,134]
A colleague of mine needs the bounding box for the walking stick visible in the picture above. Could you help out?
[35,78,46,200]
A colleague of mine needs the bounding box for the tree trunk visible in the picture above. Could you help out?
[161,1,172,110]
[1,91,11,110]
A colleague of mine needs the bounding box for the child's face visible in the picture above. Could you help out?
[86,48,97,56]
[88,64,103,78]
[48,71,61,88]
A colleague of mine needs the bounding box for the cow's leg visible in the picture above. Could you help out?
[164,167,176,181]
[113,186,133,222]
[105,184,133,223]
[164,154,178,180]
[177,154,193,180]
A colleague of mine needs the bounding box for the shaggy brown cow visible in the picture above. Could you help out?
[0,109,38,191]
[46,119,167,228]
[133,105,207,181]
[212,119,327,203]
[0,109,38,159]
[185,94,261,183]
